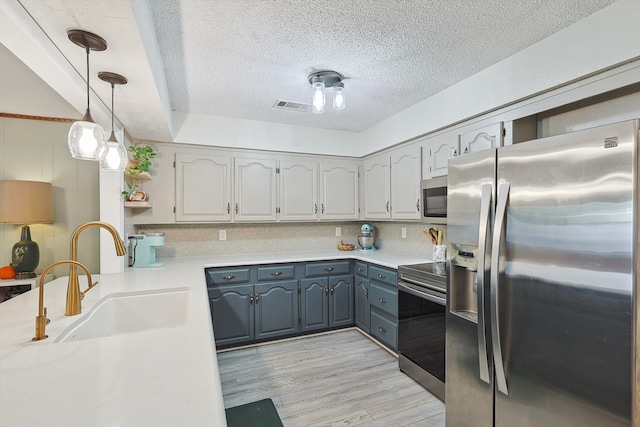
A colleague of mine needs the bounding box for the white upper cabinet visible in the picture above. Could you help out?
[423,134,459,179]
[175,153,232,222]
[390,145,422,220]
[363,155,391,219]
[279,160,318,221]
[319,162,359,220]
[459,122,504,155]
[234,157,278,222]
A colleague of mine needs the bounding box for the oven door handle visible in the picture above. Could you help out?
[398,281,446,306]
[399,274,445,295]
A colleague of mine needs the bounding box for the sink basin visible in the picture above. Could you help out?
[55,287,190,343]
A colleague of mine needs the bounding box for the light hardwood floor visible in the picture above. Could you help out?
[217,328,445,427]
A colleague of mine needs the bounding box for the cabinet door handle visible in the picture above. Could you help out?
[464,147,469,154]
[386,201,389,212]
[321,203,325,214]
[378,274,386,279]
[315,203,318,214]
[270,271,282,277]
[365,291,368,298]
[227,202,231,214]
[357,268,364,272]
[324,267,334,272]
[378,326,387,333]
[378,298,386,304]
[255,292,259,303]
[235,203,239,214]
[453,149,458,157]
[249,293,254,305]
[416,198,420,212]
[330,286,334,295]
[222,275,235,280]
[325,286,329,295]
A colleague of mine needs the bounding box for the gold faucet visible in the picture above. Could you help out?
[66,221,127,316]
[32,260,93,341]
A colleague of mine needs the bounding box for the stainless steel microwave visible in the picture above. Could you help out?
[421,176,447,224]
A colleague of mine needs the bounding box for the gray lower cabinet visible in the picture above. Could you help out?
[207,265,299,348]
[367,265,398,351]
[300,274,354,332]
[329,275,354,327]
[208,283,254,347]
[254,280,299,340]
[207,260,402,350]
[354,261,370,332]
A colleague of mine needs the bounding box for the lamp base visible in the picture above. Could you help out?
[11,225,40,278]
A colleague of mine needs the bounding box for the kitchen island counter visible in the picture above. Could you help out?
[0,250,428,426]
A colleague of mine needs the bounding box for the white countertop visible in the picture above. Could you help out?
[0,250,429,427]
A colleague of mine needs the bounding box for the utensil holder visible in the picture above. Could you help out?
[432,245,446,262]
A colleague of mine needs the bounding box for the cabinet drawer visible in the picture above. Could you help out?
[354,262,368,278]
[257,264,295,281]
[305,261,351,277]
[369,282,397,317]
[205,267,251,285]
[368,265,397,287]
[370,311,397,351]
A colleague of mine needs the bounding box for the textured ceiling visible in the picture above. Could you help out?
[4,0,618,140]
[147,0,616,132]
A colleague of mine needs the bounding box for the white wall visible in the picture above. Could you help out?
[0,117,100,276]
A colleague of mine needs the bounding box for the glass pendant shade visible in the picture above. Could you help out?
[98,71,129,172]
[333,83,345,110]
[66,29,108,161]
[68,114,107,160]
[312,80,325,114]
[100,134,128,171]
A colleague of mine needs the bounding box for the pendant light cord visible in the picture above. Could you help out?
[85,44,91,111]
[111,83,115,132]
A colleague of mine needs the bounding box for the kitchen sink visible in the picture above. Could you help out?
[55,287,190,343]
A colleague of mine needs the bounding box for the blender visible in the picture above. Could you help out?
[357,223,376,252]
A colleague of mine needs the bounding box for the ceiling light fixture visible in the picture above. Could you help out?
[98,72,129,172]
[67,29,108,161]
[308,70,345,114]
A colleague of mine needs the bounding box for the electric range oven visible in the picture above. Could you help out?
[397,262,447,402]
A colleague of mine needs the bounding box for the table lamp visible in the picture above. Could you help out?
[0,181,54,279]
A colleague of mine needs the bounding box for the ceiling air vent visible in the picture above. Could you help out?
[273,99,311,113]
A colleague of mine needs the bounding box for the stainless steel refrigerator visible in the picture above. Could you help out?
[445,119,637,427]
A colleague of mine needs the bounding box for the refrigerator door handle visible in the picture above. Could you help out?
[491,181,510,395]
[476,183,492,384]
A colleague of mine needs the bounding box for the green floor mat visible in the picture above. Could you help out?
[224,398,284,427]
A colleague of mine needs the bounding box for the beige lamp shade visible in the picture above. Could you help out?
[0,180,55,225]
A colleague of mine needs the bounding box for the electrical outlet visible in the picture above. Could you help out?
[335,227,341,237]
[219,230,227,241]
[401,227,407,238]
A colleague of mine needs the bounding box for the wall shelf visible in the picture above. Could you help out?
[124,201,152,209]
[124,171,152,181]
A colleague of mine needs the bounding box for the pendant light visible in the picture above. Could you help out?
[98,72,129,172]
[67,29,108,161]
[308,70,345,114]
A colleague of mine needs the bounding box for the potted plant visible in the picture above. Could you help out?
[121,181,148,201]
[126,145,157,178]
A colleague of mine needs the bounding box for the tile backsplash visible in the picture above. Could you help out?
[136,222,446,260]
